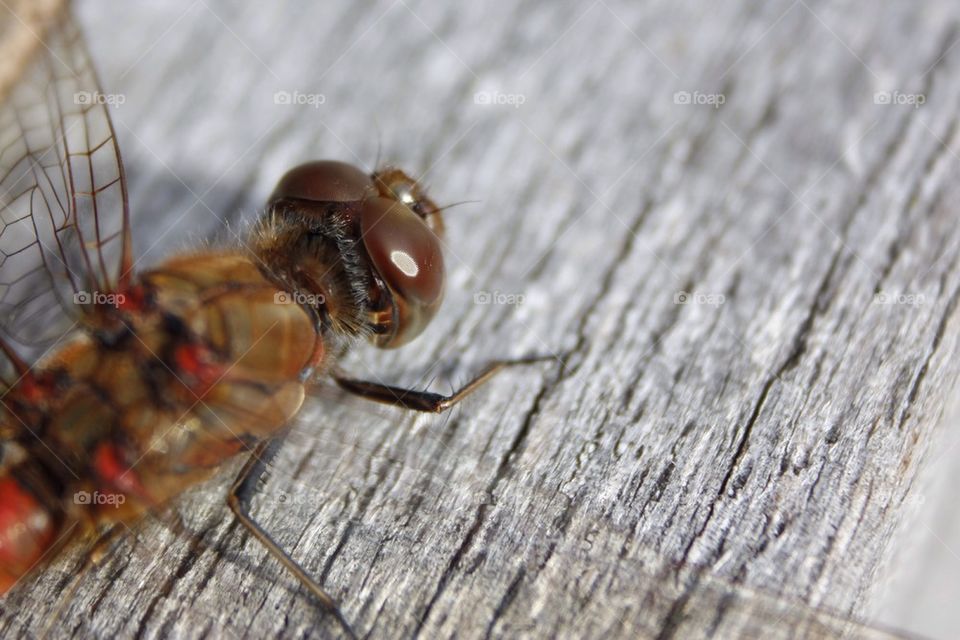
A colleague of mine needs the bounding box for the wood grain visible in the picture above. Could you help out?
[2,0,960,637]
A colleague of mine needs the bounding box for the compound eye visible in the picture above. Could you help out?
[360,197,444,347]
[270,161,377,204]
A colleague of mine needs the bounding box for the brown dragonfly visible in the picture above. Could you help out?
[0,1,550,636]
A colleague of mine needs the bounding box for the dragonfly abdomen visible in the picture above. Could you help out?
[0,250,327,591]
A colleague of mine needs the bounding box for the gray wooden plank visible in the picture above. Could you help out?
[2,0,960,638]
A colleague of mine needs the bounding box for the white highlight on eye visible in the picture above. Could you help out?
[391,250,418,277]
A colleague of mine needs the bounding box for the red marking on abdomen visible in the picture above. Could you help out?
[13,370,57,405]
[173,343,223,393]
[0,476,56,593]
[93,442,150,502]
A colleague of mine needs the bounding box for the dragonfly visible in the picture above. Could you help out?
[0,2,913,638]
[0,1,550,636]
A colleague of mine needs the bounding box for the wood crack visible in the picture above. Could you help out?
[411,377,553,637]
[894,268,960,431]
[132,519,221,638]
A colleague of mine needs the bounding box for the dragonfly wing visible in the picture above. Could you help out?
[0,0,131,348]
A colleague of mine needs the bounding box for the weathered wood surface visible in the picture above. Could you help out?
[3,1,960,638]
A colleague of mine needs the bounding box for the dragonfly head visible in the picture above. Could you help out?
[267,161,445,349]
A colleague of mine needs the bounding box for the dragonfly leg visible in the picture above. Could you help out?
[227,438,356,640]
[332,354,560,413]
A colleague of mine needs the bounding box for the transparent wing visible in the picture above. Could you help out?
[0,0,131,347]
